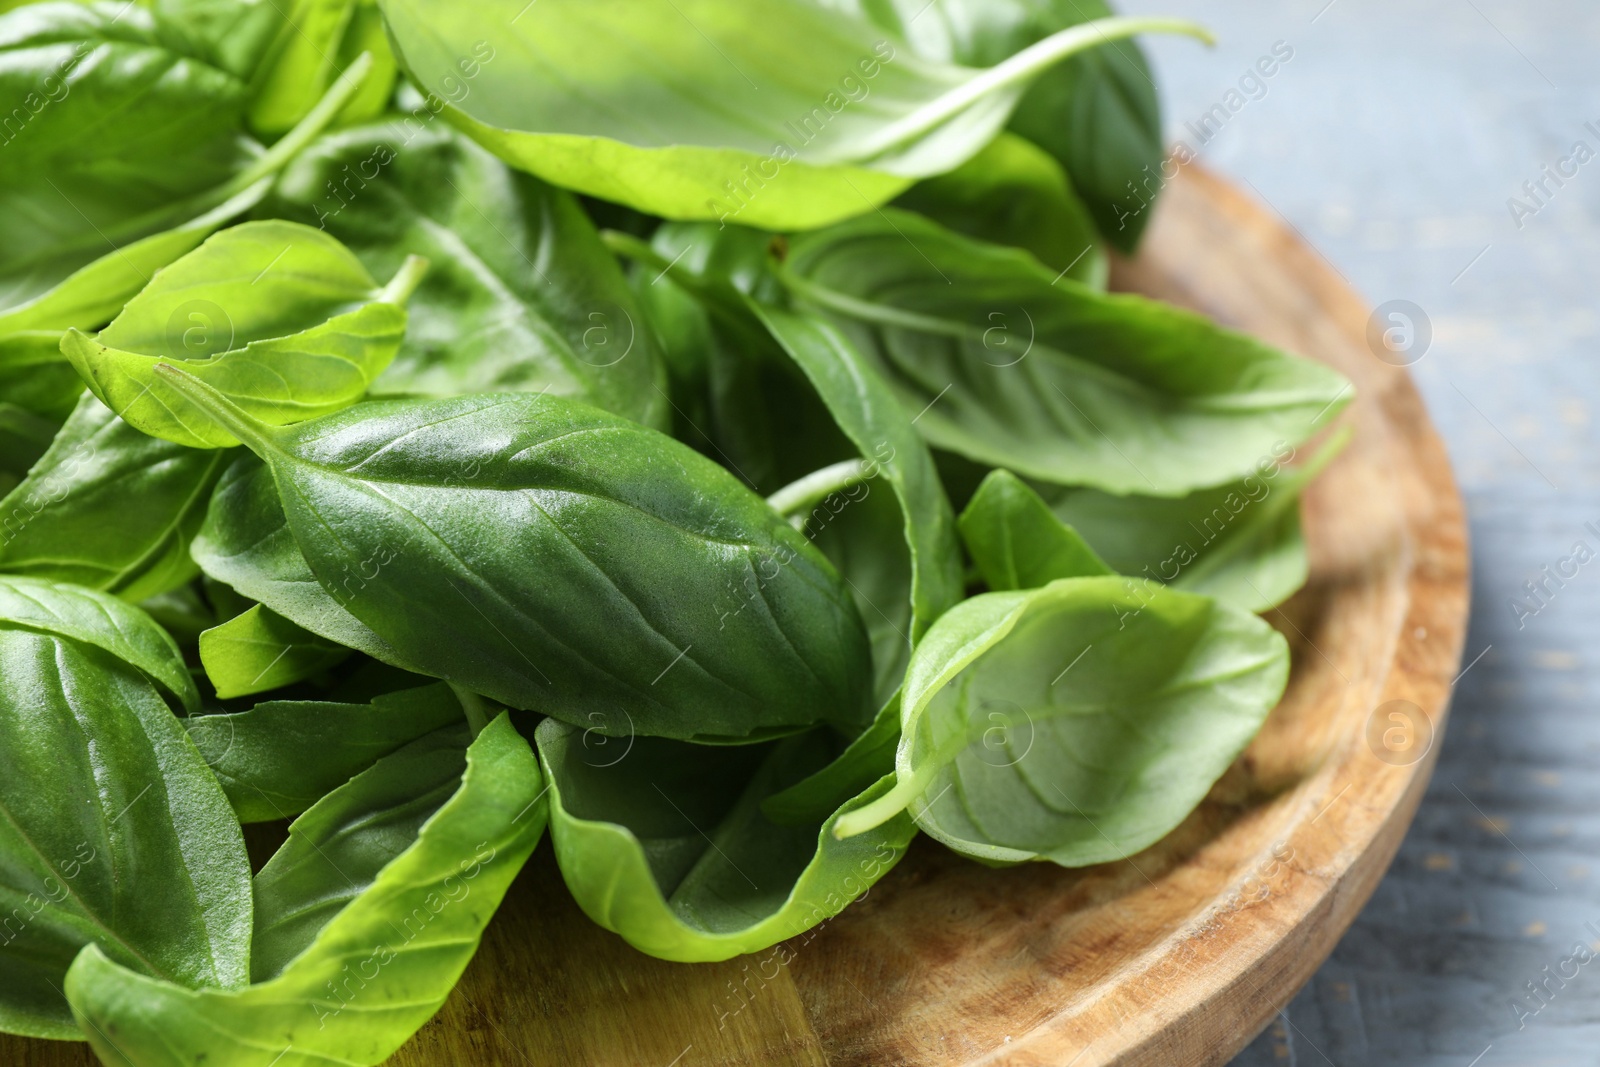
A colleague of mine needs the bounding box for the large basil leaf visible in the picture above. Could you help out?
[893,131,1106,285]
[378,0,1204,229]
[63,221,426,449]
[538,718,914,963]
[781,209,1353,494]
[836,576,1289,865]
[172,377,873,741]
[0,577,249,1038]
[958,468,1112,590]
[0,575,199,710]
[66,714,548,1066]
[267,118,669,429]
[836,0,1165,250]
[184,681,466,822]
[1033,430,1350,613]
[192,453,400,660]
[198,603,353,699]
[0,2,249,300]
[0,395,227,602]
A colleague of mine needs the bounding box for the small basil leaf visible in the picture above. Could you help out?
[836,576,1289,866]
[893,132,1106,285]
[0,582,249,1037]
[0,331,83,420]
[248,0,397,136]
[0,395,227,602]
[198,603,353,699]
[782,209,1353,494]
[537,718,914,962]
[958,468,1112,590]
[266,119,669,428]
[192,454,399,660]
[379,0,1206,228]
[65,714,548,1065]
[172,377,873,742]
[62,221,426,449]
[1034,430,1350,612]
[183,681,466,823]
[0,574,198,711]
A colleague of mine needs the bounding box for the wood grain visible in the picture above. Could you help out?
[0,164,1470,1067]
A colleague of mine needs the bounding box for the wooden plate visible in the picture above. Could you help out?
[7,165,1469,1067]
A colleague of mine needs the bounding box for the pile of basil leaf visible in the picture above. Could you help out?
[0,0,1353,1062]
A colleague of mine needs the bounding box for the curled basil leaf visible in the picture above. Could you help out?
[173,374,873,742]
[836,576,1288,866]
[781,208,1353,495]
[184,681,467,822]
[537,718,914,963]
[62,221,427,449]
[0,577,248,1038]
[199,603,353,699]
[266,118,669,428]
[65,714,548,1066]
[378,0,1206,228]
[0,395,227,602]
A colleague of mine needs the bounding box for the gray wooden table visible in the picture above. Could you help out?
[1115,1,1600,1063]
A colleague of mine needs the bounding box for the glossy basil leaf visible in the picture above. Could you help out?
[172,376,873,741]
[893,132,1106,286]
[836,576,1289,865]
[379,0,1205,229]
[537,718,914,962]
[958,468,1112,591]
[1034,430,1349,613]
[753,306,964,698]
[0,579,249,1038]
[184,681,465,822]
[192,454,400,661]
[248,0,397,135]
[837,0,1165,250]
[266,119,668,428]
[66,714,549,1066]
[0,330,82,420]
[782,209,1353,494]
[0,2,250,301]
[0,575,199,711]
[0,395,227,602]
[62,221,426,449]
[199,603,353,699]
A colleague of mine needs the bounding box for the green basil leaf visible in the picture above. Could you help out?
[781,208,1353,494]
[760,690,902,826]
[266,118,669,429]
[1034,430,1350,612]
[184,681,466,822]
[62,221,426,449]
[893,132,1105,285]
[0,395,228,602]
[0,2,250,298]
[537,718,914,962]
[378,0,1205,229]
[65,714,548,1065]
[248,0,397,135]
[836,576,1288,865]
[0,330,83,420]
[958,468,1112,590]
[152,0,286,79]
[192,454,399,660]
[198,603,353,699]
[835,0,1165,251]
[0,579,249,1038]
[0,402,58,480]
[171,377,873,742]
[753,305,964,698]
[0,574,199,710]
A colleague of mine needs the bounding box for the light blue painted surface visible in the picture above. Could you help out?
[1111,1,1600,1063]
